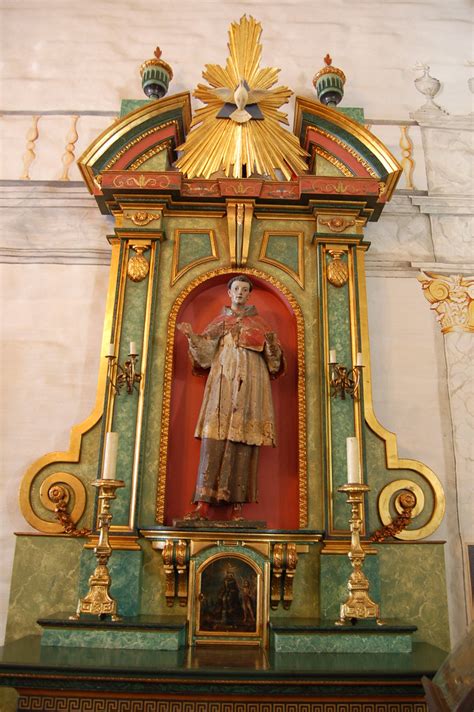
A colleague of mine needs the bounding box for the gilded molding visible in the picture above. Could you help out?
[293,96,402,199]
[356,248,446,540]
[171,229,219,286]
[226,201,254,267]
[417,271,474,334]
[157,267,307,527]
[78,92,192,194]
[102,123,176,173]
[259,230,304,288]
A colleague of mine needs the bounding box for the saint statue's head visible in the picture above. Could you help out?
[227,274,253,309]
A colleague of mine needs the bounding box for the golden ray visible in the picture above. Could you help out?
[176,15,308,180]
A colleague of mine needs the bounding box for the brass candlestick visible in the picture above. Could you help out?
[70,478,125,621]
[336,483,383,626]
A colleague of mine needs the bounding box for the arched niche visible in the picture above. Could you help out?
[163,271,302,529]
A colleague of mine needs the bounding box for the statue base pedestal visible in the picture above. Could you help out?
[172,518,267,529]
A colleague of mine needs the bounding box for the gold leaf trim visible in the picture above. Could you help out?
[417,271,474,334]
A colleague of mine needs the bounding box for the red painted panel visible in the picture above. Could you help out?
[306,128,372,178]
[113,124,177,170]
[164,274,300,529]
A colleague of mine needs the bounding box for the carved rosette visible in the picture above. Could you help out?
[127,245,150,282]
[418,271,474,334]
[327,249,349,288]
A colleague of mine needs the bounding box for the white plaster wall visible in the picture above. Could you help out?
[0,0,473,647]
[1,0,472,117]
[0,264,109,642]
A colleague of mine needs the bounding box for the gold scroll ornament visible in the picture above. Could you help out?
[418,271,474,333]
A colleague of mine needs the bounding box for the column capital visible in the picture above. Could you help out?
[418,271,474,334]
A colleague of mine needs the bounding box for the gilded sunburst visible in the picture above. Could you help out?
[176,15,308,181]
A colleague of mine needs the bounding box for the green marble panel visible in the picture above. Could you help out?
[376,543,450,651]
[264,234,299,274]
[177,232,213,272]
[325,251,355,530]
[79,548,143,617]
[41,627,184,650]
[319,553,381,620]
[137,150,169,171]
[337,107,365,124]
[120,99,149,117]
[5,536,83,643]
[319,545,450,651]
[271,631,411,653]
[111,257,149,524]
[269,546,320,621]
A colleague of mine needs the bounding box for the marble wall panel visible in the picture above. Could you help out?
[444,332,474,542]
[0,186,112,262]
[422,125,474,196]
[429,215,474,264]
[364,197,434,262]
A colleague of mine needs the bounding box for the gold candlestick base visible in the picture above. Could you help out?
[335,483,384,626]
[70,478,125,621]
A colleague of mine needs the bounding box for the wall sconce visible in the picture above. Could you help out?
[329,349,364,400]
[106,342,142,395]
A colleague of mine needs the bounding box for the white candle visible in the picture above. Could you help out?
[329,349,337,364]
[346,437,360,484]
[106,343,115,357]
[103,432,118,480]
[356,352,363,367]
[129,341,137,355]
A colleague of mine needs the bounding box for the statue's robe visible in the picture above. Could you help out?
[186,305,284,504]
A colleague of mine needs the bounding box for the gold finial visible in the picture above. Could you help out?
[140,46,173,99]
[313,54,346,107]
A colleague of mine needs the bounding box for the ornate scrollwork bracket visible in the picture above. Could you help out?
[46,484,91,537]
[370,490,416,542]
[161,539,190,607]
[270,542,299,609]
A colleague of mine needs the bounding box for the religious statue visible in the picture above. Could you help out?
[177,275,284,521]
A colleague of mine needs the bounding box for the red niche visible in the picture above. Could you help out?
[165,273,300,529]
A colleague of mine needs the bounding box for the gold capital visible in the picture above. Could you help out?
[418,271,474,334]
